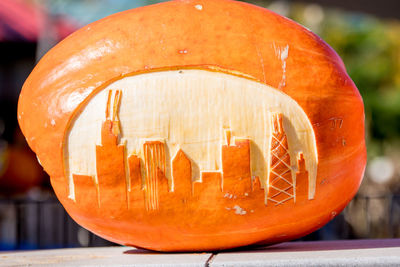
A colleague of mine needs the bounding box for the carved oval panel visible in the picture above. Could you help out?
[64,69,317,210]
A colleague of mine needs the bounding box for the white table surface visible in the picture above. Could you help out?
[1,239,400,266]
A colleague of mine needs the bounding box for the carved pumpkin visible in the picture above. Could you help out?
[17,0,366,251]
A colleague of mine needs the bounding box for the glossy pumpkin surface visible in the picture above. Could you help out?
[18,0,366,251]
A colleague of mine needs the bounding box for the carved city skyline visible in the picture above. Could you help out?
[71,89,312,211]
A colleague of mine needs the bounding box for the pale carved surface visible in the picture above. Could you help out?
[64,69,318,206]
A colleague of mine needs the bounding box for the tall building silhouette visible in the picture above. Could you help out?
[172,149,193,200]
[95,90,128,209]
[142,141,168,211]
[221,130,252,196]
[127,154,144,209]
[267,113,295,205]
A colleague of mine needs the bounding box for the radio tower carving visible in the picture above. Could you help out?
[267,113,295,205]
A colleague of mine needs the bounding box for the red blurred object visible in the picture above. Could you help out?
[0,144,45,195]
[0,0,78,42]
[0,128,48,195]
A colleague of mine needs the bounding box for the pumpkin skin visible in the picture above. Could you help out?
[17,0,366,252]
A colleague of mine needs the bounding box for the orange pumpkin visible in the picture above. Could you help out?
[17,0,366,251]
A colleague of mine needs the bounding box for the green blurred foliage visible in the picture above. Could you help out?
[245,1,400,158]
[289,5,400,158]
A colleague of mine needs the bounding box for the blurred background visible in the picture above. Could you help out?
[0,0,399,250]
